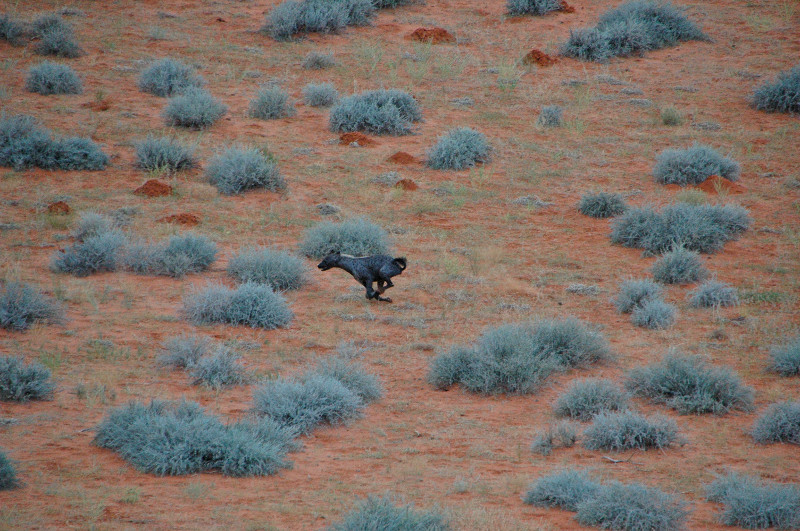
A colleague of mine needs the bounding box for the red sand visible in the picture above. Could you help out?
[339,132,377,146]
[46,201,71,214]
[158,213,201,226]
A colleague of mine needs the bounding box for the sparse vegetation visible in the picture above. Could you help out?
[300,217,390,259]
[51,231,127,277]
[0,14,27,46]
[576,481,689,531]
[0,281,63,331]
[651,246,708,284]
[524,469,602,511]
[134,136,196,172]
[183,282,293,329]
[537,105,563,127]
[158,334,212,369]
[530,421,578,455]
[631,298,677,330]
[688,280,739,308]
[613,279,662,313]
[190,348,249,389]
[752,63,800,115]
[264,0,376,41]
[507,0,566,17]
[660,106,682,126]
[26,61,82,95]
[329,89,422,135]
[302,51,335,69]
[578,192,627,218]
[768,334,800,377]
[31,13,82,58]
[554,378,629,421]
[163,88,227,129]
[706,471,800,529]
[583,411,681,451]
[227,247,308,291]
[122,234,217,278]
[0,450,20,490]
[249,85,296,119]
[206,146,285,195]
[138,58,204,97]
[329,494,450,531]
[752,401,800,445]
[302,82,339,107]
[426,127,490,170]
[653,144,740,185]
[0,355,55,401]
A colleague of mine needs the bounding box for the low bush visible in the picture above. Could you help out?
[163,88,227,129]
[228,247,307,291]
[631,298,677,330]
[0,281,63,331]
[752,63,800,115]
[300,217,390,259]
[158,333,212,368]
[537,105,563,127]
[0,14,27,46]
[206,146,285,195]
[576,481,689,531]
[94,400,295,476]
[329,89,422,136]
[507,0,566,17]
[428,318,610,395]
[138,58,204,97]
[303,82,338,107]
[264,0,375,40]
[554,378,629,421]
[524,469,602,511]
[305,356,383,402]
[50,231,127,277]
[651,246,707,284]
[123,234,217,278]
[610,203,751,254]
[329,494,450,531]
[660,106,682,126]
[530,421,578,455]
[249,86,296,119]
[752,401,800,445]
[0,450,19,490]
[706,471,800,529]
[134,136,196,172]
[768,334,800,377]
[190,348,249,389]
[613,279,662,313]
[302,51,335,69]
[32,14,82,58]
[578,192,626,218]
[72,211,112,241]
[688,279,738,308]
[26,61,82,95]
[426,127,490,170]
[183,282,293,329]
[626,353,754,414]
[653,144,740,186]
[0,355,55,401]
[583,411,681,451]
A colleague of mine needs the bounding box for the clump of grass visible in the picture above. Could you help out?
[428,318,610,395]
[530,421,579,455]
[626,353,754,414]
[307,355,383,402]
[660,106,682,125]
[631,299,677,330]
[183,282,293,329]
[752,401,800,445]
[653,144,740,186]
[134,136,196,173]
[0,355,55,401]
[752,63,800,115]
[206,146,285,195]
[31,13,82,58]
[0,14,28,46]
[249,86,296,119]
[554,378,629,421]
[329,494,449,531]
[613,279,662,313]
[0,281,63,331]
[329,89,422,136]
[576,481,689,531]
[611,203,751,254]
[426,127,490,170]
[0,450,20,490]
[227,247,308,291]
[299,217,390,259]
[263,0,375,41]
[94,400,296,476]
[768,334,800,377]
[523,469,602,511]
[302,82,339,107]
[138,58,205,97]
[158,334,212,369]
[50,231,127,277]
[582,411,681,451]
[302,51,335,69]
[190,348,249,390]
[651,246,708,284]
[507,0,567,16]
[25,61,82,95]
[72,211,112,240]
[578,192,626,218]
[537,105,563,127]
[122,234,217,278]
[163,88,227,129]
[688,279,738,308]
[706,471,800,529]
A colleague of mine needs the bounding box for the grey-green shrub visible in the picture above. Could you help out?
[613,279,662,313]
[626,353,754,414]
[653,144,740,186]
[555,378,629,421]
[578,192,626,218]
[158,333,212,368]
[660,106,682,126]
[206,146,285,195]
[524,469,602,511]
[134,136,196,172]
[0,14,27,46]
[26,61,82,95]
[264,0,375,41]
[537,105,563,127]
[0,355,55,401]
[0,281,63,331]
[753,63,800,115]
[0,450,19,490]
[163,88,227,129]
[752,401,800,445]
[706,471,800,529]
[428,318,610,395]
[190,348,249,389]
[302,82,338,107]
[329,494,450,531]
[51,231,127,277]
[305,356,383,402]
[426,127,489,170]
[329,89,422,136]
[688,279,738,308]
[631,299,677,330]
[507,0,565,16]
[300,217,390,259]
[583,411,681,451]
[530,421,578,455]
[576,481,689,531]
[249,86,296,119]
[32,14,82,58]
[651,246,707,284]
[768,335,800,377]
[227,247,307,291]
[94,400,296,476]
[72,211,112,241]
[302,51,335,69]
[123,234,217,278]
[138,58,204,97]
[183,282,293,329]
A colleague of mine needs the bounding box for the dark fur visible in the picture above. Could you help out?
[318,252,407,302]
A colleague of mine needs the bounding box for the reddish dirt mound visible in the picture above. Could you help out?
[407,27,455,44]
[46,201,71,214]
[522,49,558,67]
[339,132,376,146]
[696,175,747,195]
[387,151,417,164]
[81,99,111,112]
[395,178,419,191]
[158,213,200,226]
[560,1,576,13]
[134,179,173,197]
